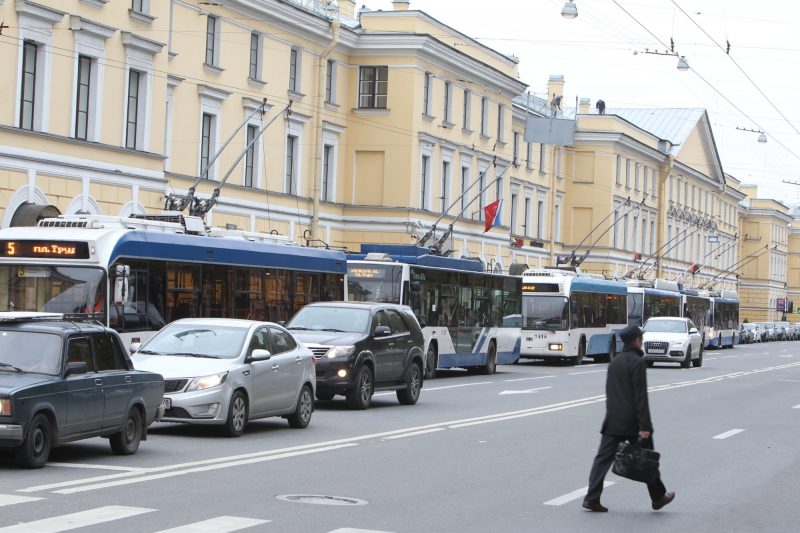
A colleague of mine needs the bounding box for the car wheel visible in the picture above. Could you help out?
[315,389,335,401]
[287,385,314,429]
[681,348,692,369]
[574,338,586,366]
[224,390,248,437]
[692,349,703,368]
[397,362,422,405]
[480,343,497,375]
[424,344,437,380]
[110,408,143,456]
[15,413,52,469]
[346,365,373,410]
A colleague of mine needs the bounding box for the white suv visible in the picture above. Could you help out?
[642,317,703,369]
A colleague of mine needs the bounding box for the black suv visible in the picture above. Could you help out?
[287,302,424,409]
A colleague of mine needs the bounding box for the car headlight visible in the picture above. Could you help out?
[326,345,356,359]
[0,398,11,416]
[672,340,686,348]
[186,372,228,392]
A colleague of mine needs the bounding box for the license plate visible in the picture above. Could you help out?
[649,349,666,355]
[161,397,172,409]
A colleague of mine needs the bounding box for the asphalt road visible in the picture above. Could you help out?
[2,341,800,533]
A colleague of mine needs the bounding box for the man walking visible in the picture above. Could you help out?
[583,325,675,512]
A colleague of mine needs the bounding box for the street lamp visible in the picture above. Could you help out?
[758,132,768,143]
[736,126,767,144]
[677,55,690,71]
[561,0,578,19]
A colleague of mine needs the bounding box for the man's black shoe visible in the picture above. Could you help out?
[652,491,675,511]
[582,500,609,512]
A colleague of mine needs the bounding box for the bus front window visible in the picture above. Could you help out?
[347,264,402,303]
[522,296,568,331]
[0,266,106,319]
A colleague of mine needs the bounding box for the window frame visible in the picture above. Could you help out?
[248,32,261,81]
[200,112,214,178]
[289,47,300,92]
[125,69,143,150]
[205,15,219,67]
[74,54,92,140]
[285,134,298,195]
[19,40,38,131]
[358,66,388,109]
[244,124,258,188]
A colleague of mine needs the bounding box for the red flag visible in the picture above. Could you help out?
[483,199,502,232]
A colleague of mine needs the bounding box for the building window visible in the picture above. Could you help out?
[650,220,656,255]
[131,0,147,13]
[289,48,300,92]
[200,113,214,177]
[513,133,520,165]
[642,167,648,195]
[74,55,92,140]
[497,105,505,142]
[641,217,647,253]
[496,175,503,202]
[420,155,430,210]
[539,144,545,171]
[358,66,388,109]
[125,69,143,150]
[249,33,260,80]
[443,81,452,123]
[623,213,629,250]
[615,155,621,185]
[441,161,450,213]
[526,142,533,170]
[463,89,471,129]
[244,124,258,187]
[205,16,218,67]
[19,40,38,130]
[477,169,486,220]
[554,201,561,242]
[632,215,639,252]
[634,164,640,191]
[325,59,335,104]
[322,144,334,201]
[537,199,544,239]
[285,134,298,194]
[613,204,620,248]
[510,193,518,234]
[423,72,432,115]
[460,166,470,216]
[524,197,531,237]
[480,97,489,136]
[625,159,631,188]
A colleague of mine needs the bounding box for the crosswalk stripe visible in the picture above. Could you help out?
[0,505,155,533]
[328,529,395,533]
[0,494,43,507]
[155,516,270,532]
[544,482,615,506]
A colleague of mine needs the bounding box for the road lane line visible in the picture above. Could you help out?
[713,429,746,440]
[155,517,270,532]
[20,361,800,495]
[705,357,718,360]
[384,428,446,440]
[425,382,493,391]
[46,462,146,472]
[792,404,800,409]
[328,529,395,533]
[544,482,614,506]
[504,375,556,382]
[498,386,552,395]
[0,506,155,532]
[569,370,605,375]
[0,494,42,507]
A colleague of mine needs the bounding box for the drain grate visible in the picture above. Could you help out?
[276,494,368,506]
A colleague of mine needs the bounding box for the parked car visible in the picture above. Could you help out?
[642,317,703,369]
[0,312,164,468]
[133,318,315,437]
[287,302,425,410]
[762,322,778,341]
[774,321,791,341]
[740,323,761,344]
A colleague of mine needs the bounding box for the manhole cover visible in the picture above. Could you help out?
[276,494,368,506]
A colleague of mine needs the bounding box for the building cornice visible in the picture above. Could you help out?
[121,31,166,55]
[197,84,232,102]
[573,131,668,165]
[744,208,794,224]
[69,15,116,39]
[15,0,65,24]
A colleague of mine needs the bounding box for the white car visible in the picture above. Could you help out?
[132,318,316,437]
[642,317,703,369]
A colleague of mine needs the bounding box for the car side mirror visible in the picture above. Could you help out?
[248,349,272,362]
[66,361,88,376]
[130,341,141,354]
[689,328,699,335]
[374,325,391,337]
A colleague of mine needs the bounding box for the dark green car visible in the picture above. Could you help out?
[0,314,164,468]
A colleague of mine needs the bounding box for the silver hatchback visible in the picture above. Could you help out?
[133,318,316,437]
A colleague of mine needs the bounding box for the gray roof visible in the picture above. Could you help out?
[603,108,706,148]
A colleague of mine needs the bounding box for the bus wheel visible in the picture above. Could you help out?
[480,343,497,375]
[424,344,437,380]
[718,334,723,349]
[573,338,586,366]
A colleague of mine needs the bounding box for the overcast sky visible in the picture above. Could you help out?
[369,0,800,203]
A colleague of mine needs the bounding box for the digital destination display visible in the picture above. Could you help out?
[0,240,91,259]
[522,283,560,293]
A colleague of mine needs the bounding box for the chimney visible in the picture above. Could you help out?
[339,0,357,19]
[393,1,411,10]
[547,75,565,117]
[579,98,590,114]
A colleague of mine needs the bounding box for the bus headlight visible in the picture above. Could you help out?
[548,343,563,351]
[326,346,356,359]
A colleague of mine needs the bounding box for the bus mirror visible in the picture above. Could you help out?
[113,265,130,305]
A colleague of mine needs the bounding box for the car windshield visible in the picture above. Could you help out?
[644,320,686,333]
[0,330,62,375]
[141,324,248,359]
[0,266,106,321]
[522,296,568,331]
[288,306,371,334]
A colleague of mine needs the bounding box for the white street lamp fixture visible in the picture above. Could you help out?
[561,0,578,19]
[677,55,690,71]
[758,132,768,143]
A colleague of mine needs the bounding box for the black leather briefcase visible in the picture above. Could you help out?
[612,440,661,484]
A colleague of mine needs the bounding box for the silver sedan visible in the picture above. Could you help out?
[132,318,316,437]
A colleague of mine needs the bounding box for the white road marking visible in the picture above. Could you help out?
[504,375,556,382]
[155,516,270,532]
[713,429,746,440]
[544,482,615,506]
[424,382,492,391]
[779,354,793,358]
[569,370,605,375]
[498,386,552,395]
[0,494,42,507]
[705,357,718,360]
[46,462,146,472]
[328,529,395,533]
[383,428,446,440]
[792,404,800,409]
[0,506,155,532]
[19,361,800,495]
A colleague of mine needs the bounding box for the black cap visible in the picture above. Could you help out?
[619,325,643,344]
